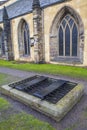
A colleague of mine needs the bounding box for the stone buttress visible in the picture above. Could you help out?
[32,0,44,63]
[3,6,14,60]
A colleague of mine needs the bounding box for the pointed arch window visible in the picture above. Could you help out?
[18,20,30,57]
[58,14,78,57]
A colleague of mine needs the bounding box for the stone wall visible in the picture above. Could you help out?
[0,0,87,65]
[11,13,34,61]
[0,23,3,29]
[43,0,87,65]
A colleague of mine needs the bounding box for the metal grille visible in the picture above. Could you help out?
[9,75,77,104]
[45,82,77,104]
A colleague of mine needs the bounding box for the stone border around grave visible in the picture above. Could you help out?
[0,83,84,122]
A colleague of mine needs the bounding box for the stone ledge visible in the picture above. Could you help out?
[0,83,84,122]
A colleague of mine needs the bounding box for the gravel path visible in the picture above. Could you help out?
[0,67,35,78]
[0,67,87,130]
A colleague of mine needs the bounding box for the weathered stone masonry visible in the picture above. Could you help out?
[0,0,87,65]
[33,0,44,63]
[3,7,14,60]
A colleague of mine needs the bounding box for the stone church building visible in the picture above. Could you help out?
[0,0,86,65]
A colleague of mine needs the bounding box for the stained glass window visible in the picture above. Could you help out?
[58,14,78,57]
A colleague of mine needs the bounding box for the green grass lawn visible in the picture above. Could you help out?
[0,112,55,130]
[0,97,10,111]
[0,97,55,130]
[0,60,87,80]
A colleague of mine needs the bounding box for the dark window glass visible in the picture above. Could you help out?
[65,25,70,56]
[65,15,70,20]
[59,26,63,56]
[62,19,66,28]
[23,22,30,55]
[69,18,74,27]
[24,30,27,55]
[72,24,78,56]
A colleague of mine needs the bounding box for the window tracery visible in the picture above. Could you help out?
[58,14,78,57]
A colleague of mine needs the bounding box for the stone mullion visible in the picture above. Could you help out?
[70,29,72,57]
[63,28,65,56]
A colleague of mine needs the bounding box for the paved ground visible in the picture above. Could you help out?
[0,67,87,130]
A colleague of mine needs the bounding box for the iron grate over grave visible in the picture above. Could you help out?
[9,75,77,104]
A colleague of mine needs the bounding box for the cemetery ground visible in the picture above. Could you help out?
[0,73,55,130]
[0,60,87,130]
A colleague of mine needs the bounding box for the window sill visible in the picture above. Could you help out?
[51,56,82,64]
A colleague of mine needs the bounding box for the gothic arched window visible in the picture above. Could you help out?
[18,20,30,57]
[58,14,78,57]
